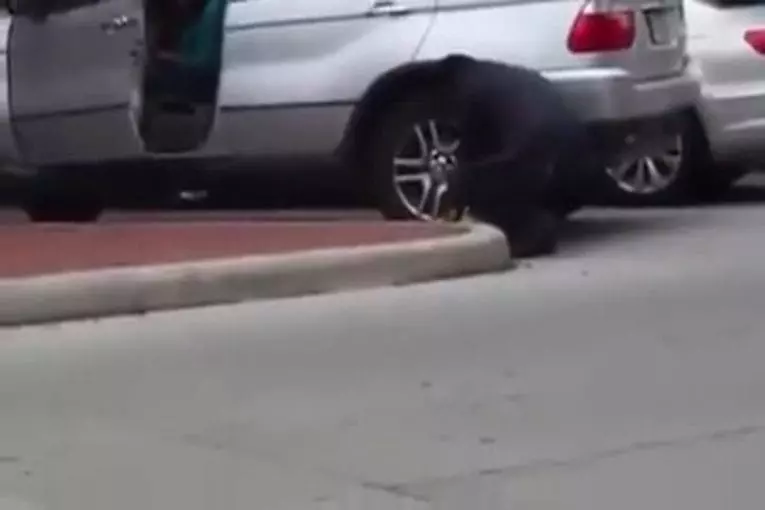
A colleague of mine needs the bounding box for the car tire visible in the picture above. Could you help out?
[362,81,568,261]
[364,90,466,222]
[22,167,104,223]
[597,119,696,207]
[598,114,742,206]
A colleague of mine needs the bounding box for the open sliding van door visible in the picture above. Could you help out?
[8,0,146,166]
[140,0,228,153]
[209,0,438,158]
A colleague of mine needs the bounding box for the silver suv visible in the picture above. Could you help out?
[1,0,697,221]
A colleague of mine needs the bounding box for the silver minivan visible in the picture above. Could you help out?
[1,0,697,221]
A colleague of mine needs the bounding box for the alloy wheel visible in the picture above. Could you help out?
[606,134,684,195]
[391,119,464,221]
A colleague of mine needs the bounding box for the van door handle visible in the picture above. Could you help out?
[100,15,137,34]
[367,0,412,17]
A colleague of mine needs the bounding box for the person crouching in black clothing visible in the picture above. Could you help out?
[436,55,598,257]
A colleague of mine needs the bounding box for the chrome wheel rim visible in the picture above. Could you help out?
[392,119,463,221]
[606,135,684,195]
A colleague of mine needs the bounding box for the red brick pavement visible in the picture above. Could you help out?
[0,220,460,278]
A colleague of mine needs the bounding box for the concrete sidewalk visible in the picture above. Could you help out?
[0,217,510,326]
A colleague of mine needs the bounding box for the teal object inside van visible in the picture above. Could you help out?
[179,0,226,72]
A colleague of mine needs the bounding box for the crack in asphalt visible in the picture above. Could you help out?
[177,431,431,507]
[394,423,765,496]
[360,482,432,504]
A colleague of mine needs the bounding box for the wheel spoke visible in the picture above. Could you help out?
[632,159,648,190]
[427,120,441,148]
[428,120,459,153]
[413,124,429,158]
[394,172,430,185]
[394,157,427,169]
[413,175,433,213]
[431,182,449,218]
[644,157,668,187]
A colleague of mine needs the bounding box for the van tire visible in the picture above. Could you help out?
[22,167,103,223]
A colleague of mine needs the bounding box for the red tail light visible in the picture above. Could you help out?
[567,9,636,53]
[744,29,765,55]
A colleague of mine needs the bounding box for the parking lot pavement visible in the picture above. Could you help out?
[3,178,765,509]
[556,174,765,257]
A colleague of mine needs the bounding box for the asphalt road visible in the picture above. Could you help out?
[4,180,765,509]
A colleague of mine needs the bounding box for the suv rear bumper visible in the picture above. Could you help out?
[545,67,700,123]
[586,108,688,166]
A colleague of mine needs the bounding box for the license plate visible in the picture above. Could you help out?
[645,8,680,46]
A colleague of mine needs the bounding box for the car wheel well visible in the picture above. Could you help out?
[684,108,711,148]
[340,62,444,169]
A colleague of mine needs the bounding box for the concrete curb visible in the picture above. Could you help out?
[0,223,510,327]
